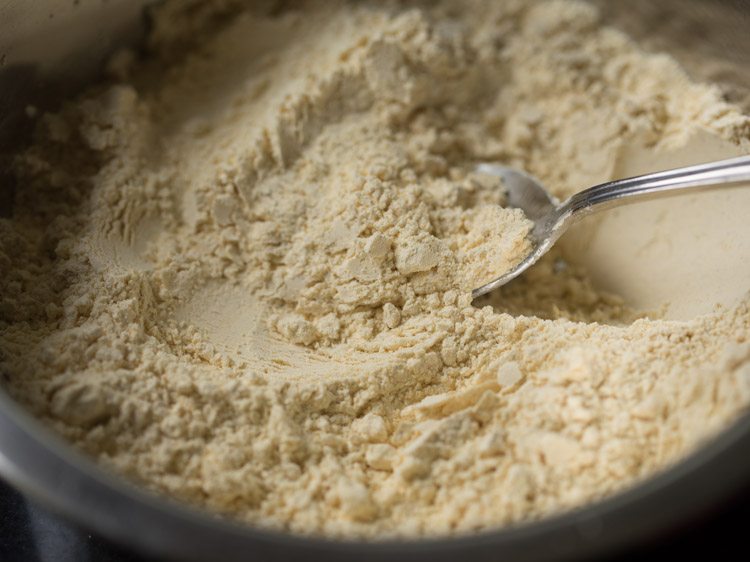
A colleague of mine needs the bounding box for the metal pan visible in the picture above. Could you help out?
[2,1,750,559]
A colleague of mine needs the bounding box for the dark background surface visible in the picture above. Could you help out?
[1,476,748,562]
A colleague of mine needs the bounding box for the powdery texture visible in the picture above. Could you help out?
[2,0,750,538]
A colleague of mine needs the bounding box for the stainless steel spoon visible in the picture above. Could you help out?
[472,155,750,299]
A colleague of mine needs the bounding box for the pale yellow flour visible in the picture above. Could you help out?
[1,0,750,538]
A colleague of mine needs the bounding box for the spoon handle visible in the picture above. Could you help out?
[563,154,750,218]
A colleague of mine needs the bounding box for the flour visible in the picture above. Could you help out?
[2,0,750,538]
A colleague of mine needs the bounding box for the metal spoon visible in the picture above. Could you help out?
[472,155,750,299]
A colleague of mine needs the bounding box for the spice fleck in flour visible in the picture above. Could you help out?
[2,0,750,538]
